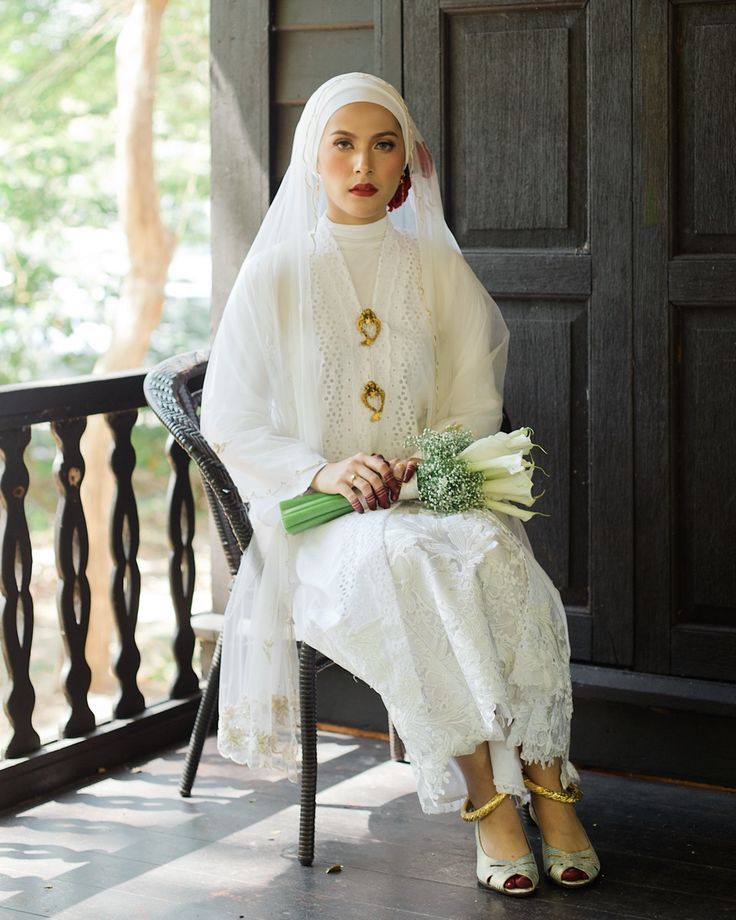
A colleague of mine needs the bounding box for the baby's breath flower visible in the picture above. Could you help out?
[406,428,485,515]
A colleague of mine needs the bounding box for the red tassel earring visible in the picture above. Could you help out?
[387,166,412,212]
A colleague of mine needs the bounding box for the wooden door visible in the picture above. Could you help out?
[633,0,736,680]
[405,0,634,665]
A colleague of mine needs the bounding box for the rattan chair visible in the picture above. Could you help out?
[143,350,406,867]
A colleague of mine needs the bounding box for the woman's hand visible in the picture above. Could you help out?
[386,456,420,486]
[310,452,401,512]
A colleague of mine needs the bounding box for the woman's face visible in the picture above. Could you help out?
[316,102,406,225]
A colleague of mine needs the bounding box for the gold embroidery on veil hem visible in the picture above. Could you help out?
[220,695,299,757]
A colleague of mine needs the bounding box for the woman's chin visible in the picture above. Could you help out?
[330,197,388,224]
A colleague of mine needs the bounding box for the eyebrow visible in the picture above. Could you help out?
[329,129,399,139]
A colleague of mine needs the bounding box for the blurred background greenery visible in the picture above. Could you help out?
[0,0,210,384]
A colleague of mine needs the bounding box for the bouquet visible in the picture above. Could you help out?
[280,427,545,535]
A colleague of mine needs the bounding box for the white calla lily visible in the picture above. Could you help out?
[464,452,528,476]
[484,499,538,522]
[458,427,535,463]
[482,472,537,505]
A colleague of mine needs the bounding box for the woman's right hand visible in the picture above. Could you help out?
[310,452,400,513]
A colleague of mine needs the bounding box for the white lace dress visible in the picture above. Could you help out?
[287,215,577,813]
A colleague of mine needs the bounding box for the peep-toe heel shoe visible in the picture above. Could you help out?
[524,777,601,888]
[461,793,539,897]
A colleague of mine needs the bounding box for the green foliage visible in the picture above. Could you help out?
[0,0,210,384]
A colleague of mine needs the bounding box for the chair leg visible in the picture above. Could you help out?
[298,642,318,867]
[388,718,406,762]
[179,630,222,797]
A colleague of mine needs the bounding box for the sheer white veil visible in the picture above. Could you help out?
[205,74,467,477]
[202,72,509,777]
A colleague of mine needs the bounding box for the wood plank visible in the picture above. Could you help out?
[402,0,443,195]
[275,0,369,29]
[503,303,573,589]
[375,0,403,92]
[571,662,736,714]
[443,3,588,251]
[465,251,591,296]
[669,258,736,304]
[589,0,634,665]
[464,26,570,231]
[274,30,376,103]
[568,610,593,660]
[210,1,271,329]
[632,0,671,674]
[0,372,146,431]
[671,626,736,682]
[0,697,199,811]
[571,694,736,788]
[673,2,736,255]
[675,306,736,629]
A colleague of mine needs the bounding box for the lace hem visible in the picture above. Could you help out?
[394,688,574,814]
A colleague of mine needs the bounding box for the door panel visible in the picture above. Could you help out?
[634,0,736,679]
[446,6,588,251]
[405,0,633,664]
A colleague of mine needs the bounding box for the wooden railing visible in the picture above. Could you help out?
[0,371,203,809]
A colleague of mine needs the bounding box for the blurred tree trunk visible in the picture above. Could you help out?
[82,0,176,692]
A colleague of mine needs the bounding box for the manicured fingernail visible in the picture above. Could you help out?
[402,468,412,482]
[375,491,388,508]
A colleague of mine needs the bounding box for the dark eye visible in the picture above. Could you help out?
[376,140,395,150]
[334,139,352,149]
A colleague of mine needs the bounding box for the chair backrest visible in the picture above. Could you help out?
[143,350,252,577]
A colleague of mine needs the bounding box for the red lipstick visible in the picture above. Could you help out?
[350,183,378,196]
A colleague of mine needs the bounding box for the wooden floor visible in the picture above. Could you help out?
[1,731,735,920]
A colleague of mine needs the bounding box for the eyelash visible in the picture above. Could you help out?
[334,139,395,151]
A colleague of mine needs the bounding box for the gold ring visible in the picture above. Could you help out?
[350,473,357,485]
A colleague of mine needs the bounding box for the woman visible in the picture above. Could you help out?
[201,72,599,897]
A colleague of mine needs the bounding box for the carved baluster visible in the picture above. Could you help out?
[51,419,95,737]
[166,436,198,697]
[107,411,145,718]
[0,427,41,758]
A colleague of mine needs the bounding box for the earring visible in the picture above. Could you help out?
[387,166,411,212]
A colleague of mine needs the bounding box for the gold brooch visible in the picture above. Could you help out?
[361,380,385,421]
[357,307,381,346]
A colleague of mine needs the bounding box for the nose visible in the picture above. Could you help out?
[354,148,374,174]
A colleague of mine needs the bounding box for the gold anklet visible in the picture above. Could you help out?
[460,792,508,821]
[523,777,583,803]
